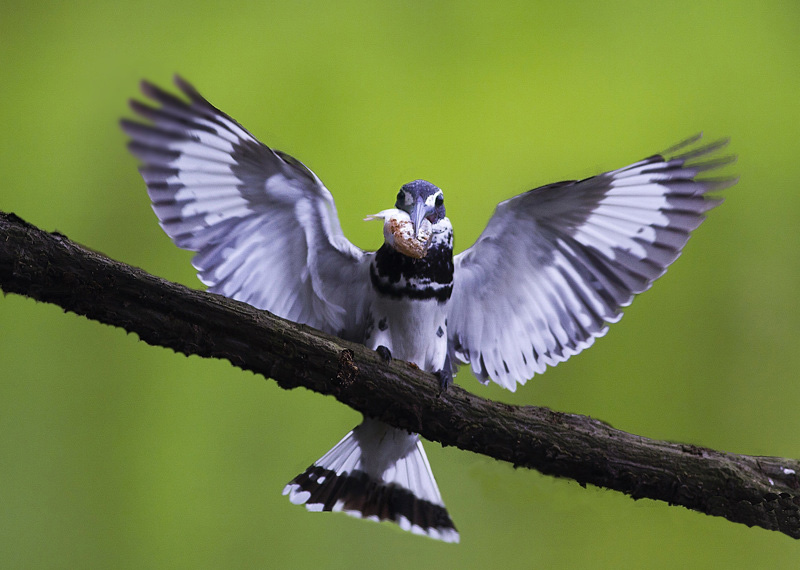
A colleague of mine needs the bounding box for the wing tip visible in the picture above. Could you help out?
[670,135,731,163]
[698,176,739,195]
[660,132,704,155]
[138,78,161,98]
[173,74,201,103]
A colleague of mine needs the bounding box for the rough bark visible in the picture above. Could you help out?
[2,210,799,539]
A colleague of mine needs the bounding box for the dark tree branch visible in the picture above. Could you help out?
[2,210,799,538]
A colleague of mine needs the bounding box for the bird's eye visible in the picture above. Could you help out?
[396,191,404,202]
[435,194,444,207]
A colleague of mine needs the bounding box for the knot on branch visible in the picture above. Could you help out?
[336,349,358,389]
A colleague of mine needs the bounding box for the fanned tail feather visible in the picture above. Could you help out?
[282,419,458,543]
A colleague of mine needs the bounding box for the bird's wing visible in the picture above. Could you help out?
[121,76,371,339]
[448,135,736,391]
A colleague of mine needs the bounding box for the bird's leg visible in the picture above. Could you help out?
[434,353,453,392]
[376,345,393,363]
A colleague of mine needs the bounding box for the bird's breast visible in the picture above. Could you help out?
[364,296,449,372]
[365,224,453,371]
[369,227,454,303]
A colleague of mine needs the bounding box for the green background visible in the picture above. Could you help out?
[2,1,799,568]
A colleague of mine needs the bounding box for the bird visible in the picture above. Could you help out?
[121,76,736,543]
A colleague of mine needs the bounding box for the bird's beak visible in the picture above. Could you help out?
[410,197,434,240]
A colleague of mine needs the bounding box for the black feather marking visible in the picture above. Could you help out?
[370,241,454,302]
[287,466,457,535]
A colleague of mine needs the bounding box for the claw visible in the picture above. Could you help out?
[434,368,453,392]
[376,345,392,363]
[435,352,454,393]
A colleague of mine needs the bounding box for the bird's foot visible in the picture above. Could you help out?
[434,368,453,392]
[376,345,392,363]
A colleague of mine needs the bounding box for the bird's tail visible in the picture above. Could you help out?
[282,417,459,543]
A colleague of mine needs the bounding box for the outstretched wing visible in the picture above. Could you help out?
[448,135,737,391]
[121,76,371,339]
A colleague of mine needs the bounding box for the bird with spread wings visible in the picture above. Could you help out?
[122,76,735,542]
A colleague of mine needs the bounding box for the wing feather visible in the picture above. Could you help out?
[449,135,736,389]
[122,76,371,339]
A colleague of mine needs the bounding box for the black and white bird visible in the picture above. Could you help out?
[121,76,736,543]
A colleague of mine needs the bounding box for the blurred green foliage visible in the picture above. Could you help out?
[1,1,799,568]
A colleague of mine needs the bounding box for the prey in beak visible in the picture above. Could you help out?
[365,208,433,259]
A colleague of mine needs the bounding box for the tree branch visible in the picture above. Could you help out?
[2,210,799,538]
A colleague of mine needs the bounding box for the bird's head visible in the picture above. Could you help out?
[365,180,446,259]
[395,179,446,230]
